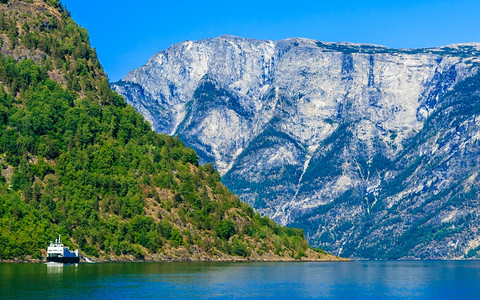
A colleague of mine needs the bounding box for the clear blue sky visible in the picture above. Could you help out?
[61,0,480,82]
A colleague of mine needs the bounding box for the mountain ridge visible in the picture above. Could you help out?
[113,34,480,259]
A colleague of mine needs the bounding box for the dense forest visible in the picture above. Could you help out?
[0,0,338,261]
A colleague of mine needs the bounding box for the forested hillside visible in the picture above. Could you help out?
[0,0,338,261]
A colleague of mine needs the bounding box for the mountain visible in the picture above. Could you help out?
[112,35,480,259]
[0,1,338,262]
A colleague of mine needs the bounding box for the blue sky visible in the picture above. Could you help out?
[62,0,480,82]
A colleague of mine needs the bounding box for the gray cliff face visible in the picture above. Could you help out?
[112,36,480,259]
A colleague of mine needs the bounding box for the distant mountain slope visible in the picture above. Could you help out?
[0,0,336,262]
[112,35,480,259]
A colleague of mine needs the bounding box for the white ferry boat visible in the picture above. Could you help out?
[46,235,79,263]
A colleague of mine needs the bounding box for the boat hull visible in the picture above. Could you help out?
[46,256,80,263]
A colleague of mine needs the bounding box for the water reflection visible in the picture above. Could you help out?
[46,262,64,274]
[2,261,480,299]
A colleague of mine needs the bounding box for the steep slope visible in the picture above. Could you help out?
[0,0,336,262]
[292,74,480,259]
[113,35,480,259]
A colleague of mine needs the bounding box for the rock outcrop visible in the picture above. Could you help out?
[113,36,480,259]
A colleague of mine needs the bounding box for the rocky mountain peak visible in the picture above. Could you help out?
[113,36,480,259]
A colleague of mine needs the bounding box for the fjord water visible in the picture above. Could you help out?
[2,261,480,299]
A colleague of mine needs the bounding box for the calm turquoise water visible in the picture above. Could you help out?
[1,261,480,299]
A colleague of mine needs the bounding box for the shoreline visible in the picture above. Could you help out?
[1,256,350,264]
[1,247,349,263]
